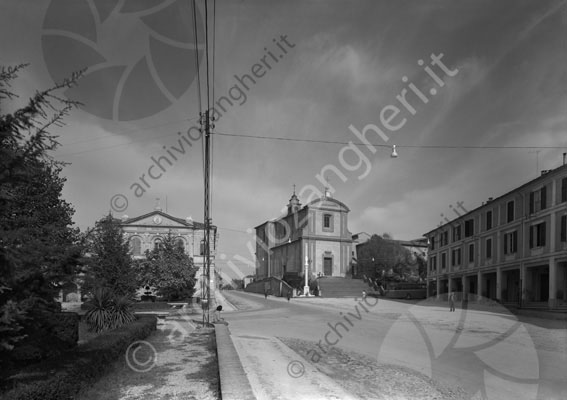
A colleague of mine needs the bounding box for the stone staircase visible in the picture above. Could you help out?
[317,277,370,298]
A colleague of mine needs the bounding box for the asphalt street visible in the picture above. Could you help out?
[221,290,567,400]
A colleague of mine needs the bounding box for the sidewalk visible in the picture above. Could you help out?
[213,290,360,399]
[230,333,358,400]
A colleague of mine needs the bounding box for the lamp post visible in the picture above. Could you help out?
[304,256,310,296]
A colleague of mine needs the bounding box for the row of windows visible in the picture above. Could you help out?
[429,217,567,270]
[129,237,187,255]
[431,179,567,250]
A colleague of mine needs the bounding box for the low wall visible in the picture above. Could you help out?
[244,277,294,298]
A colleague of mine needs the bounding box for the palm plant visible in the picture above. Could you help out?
[109,294,135,328]
[84,287,135,332]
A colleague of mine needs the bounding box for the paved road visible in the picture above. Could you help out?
[221,290,567,400]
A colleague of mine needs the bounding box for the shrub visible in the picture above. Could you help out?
[1,316,156,400]
[83,288,135,333]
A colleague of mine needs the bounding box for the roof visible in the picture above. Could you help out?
[255,193,351,230]
[305,195,350,212]
[120,210,216,231]
[423,163,567,236]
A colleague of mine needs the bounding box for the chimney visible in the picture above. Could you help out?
[563,152,566,166]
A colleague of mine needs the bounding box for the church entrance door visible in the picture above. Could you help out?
[324,257,332,276]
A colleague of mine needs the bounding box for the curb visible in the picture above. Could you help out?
[214,324,256,400]
[216,290,239,311]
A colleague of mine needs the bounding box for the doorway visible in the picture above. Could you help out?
[540,272,549,301]
[324,257,332,276]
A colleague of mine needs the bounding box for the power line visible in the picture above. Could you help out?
[62,116,199,147]
[214,131,564,150]
[54,117,201,157]
[191,0,202,115]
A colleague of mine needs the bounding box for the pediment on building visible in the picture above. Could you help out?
[120,210,203,229]
[306,197,350,212]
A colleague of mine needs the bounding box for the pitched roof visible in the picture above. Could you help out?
[119,210,215,231]
[423,163,567,236]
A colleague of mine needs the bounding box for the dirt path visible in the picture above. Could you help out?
[77,311,219,400]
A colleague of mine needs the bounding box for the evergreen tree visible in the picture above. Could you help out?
[136,234,198,301]
[0,64,83,362]
[83,214,137,297]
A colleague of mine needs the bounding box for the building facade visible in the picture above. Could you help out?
[120,204,218,298]
[425,164,567,309]
[255,189,353,280]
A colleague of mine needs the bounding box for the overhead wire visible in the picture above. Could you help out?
[61,116,200,147]
[210,0,216,220]
[56,116,201,157]
[191,0,202,115]
[214,131,564,150]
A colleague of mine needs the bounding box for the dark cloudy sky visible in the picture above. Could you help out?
[1,0,566,279]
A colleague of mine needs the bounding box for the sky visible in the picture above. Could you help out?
[1,0,566,280]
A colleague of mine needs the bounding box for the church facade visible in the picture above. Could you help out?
[119,205,218,298]
[255,189,353,280]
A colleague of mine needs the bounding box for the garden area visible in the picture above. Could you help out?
[0,65,205,399]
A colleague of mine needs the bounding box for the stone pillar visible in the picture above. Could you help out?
[549,257,557,309]
[477,270,483,303]
[496,267,502,302]
[521,263,528,304]
[436,278,441,301]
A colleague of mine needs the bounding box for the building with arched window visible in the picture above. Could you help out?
[119,203,218,299]
[255,189,353,280]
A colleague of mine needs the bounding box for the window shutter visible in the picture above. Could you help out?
[541,223,546,246]
[529,192,534,214]
[504,234,508,254]
[561,215,567,242]
[540,187,546,210]
[529,226,533,248]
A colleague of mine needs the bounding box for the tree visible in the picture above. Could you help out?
[136,234,198,301]
[231,278,244,290]
[357,234,413,281]
[416,254,427,281]
[83,214,137,297]
[0,64,83,364]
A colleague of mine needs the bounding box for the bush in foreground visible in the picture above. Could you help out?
[1,316,156,400]
[83,287,135,332]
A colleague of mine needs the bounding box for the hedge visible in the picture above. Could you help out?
[1,316,157,400]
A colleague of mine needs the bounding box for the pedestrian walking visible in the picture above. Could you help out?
[264,289,268,299]
[287,290,291,302]
[449,291,455,312]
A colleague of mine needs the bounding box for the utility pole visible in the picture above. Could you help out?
[201,109,213,325]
